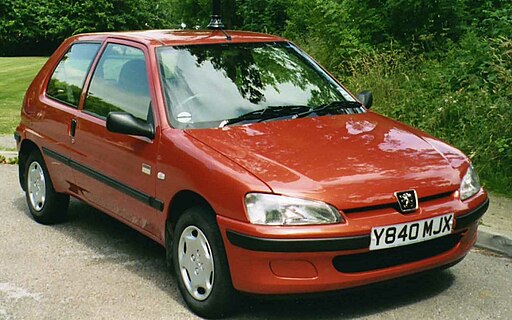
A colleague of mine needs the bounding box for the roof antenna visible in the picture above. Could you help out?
[207,0,232,40]
[207,0,224,29]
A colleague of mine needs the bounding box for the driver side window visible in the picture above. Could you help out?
[84,44,151,122]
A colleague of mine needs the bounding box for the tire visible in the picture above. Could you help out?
[171,206,237,318]
[24,150,69,224]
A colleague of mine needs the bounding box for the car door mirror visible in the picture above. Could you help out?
[106,112,155,139]
[356,91,373,109]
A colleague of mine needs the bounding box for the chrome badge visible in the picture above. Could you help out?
[395,190,418,213]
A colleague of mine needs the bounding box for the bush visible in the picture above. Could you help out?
[343,33,512,194]
[283,0,370,74]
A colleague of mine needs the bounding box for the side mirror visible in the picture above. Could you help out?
[356,91,373,109]
[106,112,154,139]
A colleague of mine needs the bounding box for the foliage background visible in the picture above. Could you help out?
[0,0,510,194]
[0,0,174,55]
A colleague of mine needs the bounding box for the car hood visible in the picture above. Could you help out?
[185,112,468,210]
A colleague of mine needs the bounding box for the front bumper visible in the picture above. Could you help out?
[218,196,489,294]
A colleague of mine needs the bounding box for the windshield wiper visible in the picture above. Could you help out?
[218,105,310,128]
[218,101,362,128]
[294,100,363,119]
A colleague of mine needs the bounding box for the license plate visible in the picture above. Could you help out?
[369,213,454,251]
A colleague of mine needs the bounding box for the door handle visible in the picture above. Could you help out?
[70,119,77,143]
[70,119,77,137]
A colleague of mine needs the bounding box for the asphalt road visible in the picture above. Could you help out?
[0,165,510,320]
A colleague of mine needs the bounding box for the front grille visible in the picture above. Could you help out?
[343,191,454,215]
[332,233,462,273]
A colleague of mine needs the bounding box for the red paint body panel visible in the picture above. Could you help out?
[186,112,467,210]
[16,30,488,296]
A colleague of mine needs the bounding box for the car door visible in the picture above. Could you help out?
[70,40,162,238]
[36,42,101,193]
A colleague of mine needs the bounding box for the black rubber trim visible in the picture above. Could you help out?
[13,132,21,144]
[454,198,489,231]
[332,233,462,273]
[42,147,164,211]
[226,230,370,252]
[228,197,489,253]
[44,148,68,164]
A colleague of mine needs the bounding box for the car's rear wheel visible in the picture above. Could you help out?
[171,206,237,318]
[24,150,69,224]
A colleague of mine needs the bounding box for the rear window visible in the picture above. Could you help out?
[46,43,101,107]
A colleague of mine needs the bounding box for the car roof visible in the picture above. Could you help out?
[70,29,286,47]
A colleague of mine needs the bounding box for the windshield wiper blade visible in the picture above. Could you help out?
[294,100,363,119]
[219,105,310,128]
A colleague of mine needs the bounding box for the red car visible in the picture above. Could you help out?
[16,29,488,318]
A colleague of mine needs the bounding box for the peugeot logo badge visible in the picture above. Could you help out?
[395,190,418,213]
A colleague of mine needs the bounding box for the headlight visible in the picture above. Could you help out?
[244,193,342,225]
[460,164,481,201]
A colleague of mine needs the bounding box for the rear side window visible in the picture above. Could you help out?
[47,43,101,107]
[84,44,151,121]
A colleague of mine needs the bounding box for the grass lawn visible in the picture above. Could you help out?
[0,57,48,135]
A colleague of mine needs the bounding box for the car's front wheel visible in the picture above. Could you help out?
[172,206,237,318]
[24,150,69,224]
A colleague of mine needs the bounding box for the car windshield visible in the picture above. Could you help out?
[157,42,361,129]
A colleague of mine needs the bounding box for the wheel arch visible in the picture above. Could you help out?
[165,190,215,242]
[18,139,41,191]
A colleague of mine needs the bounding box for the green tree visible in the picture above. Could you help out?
[0,0,173,56]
